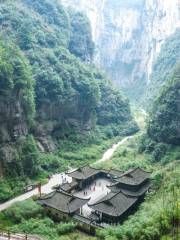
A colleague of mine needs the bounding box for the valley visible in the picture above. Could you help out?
[0,0,179,240]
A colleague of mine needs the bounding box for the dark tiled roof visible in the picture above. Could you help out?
[67,165,100,180]
[116,167,151,186]
[38,190,89,213]
[109,169,124,178]
[59,183,72,192]
[67,165,124,180]
[109,181,151,197]
[59,179,78,192]
[73,214,98,226]
[88,191,137,217]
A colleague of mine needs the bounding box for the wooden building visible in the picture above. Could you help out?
[58,179,78,193]
[88,191,138,223]
[67,165,124,190]
[38,166,151,230]
[38,190,89,221]
[89,167,151,223]
[109,167,151,197]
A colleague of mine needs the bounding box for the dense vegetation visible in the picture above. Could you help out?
[0,43,35,127]
[144,29,180,108]
[68,11,94,61]
[139,66,180,163]
[147,66,180,145]
[0,0,137,203]
[0,0,135,138]
[0,42,39,186]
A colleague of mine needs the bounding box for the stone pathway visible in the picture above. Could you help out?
[0,173,72,212]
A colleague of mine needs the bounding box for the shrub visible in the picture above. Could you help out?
[11,218,57,239]
[57,222,76,235]
[3,199,44,224]
[151,143,168,162]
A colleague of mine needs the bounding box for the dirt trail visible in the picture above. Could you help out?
[95,136,134,164]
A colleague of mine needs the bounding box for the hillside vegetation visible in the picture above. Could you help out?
[140,66,180,163]
[144,29,180,108]
[0,0,138,202]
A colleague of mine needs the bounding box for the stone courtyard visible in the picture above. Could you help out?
[73,177,113,217]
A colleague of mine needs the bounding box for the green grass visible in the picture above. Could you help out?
[57,136,122,169]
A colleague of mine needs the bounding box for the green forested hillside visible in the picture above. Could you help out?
[144,29,180,108]
[0,0,137,180]
[140,66,180,163]
[147,66,180,145]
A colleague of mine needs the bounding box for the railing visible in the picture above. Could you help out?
[0,228,42,240]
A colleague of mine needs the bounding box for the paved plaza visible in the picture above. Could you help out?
[74,177,113,217]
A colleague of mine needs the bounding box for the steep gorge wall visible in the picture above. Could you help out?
[61,0,180,101]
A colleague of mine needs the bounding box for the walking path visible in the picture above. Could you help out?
[0,234,42,240]
[0,173,72,212]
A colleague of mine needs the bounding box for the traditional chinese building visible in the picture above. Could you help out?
[88,191,138,223]
[67,165,124,189]
[109,167,151,197]
[58,179,78,193]
[38,190,89,221]
[88,167,151,223]
[38,166,151,232]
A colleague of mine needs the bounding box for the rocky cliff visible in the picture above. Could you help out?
[0,0,137,177]
[61,0,180,101]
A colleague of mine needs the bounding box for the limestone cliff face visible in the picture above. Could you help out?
[61,0,180,100]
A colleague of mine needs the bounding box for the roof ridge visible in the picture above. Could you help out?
[116,167,151,181]
[39,190,56,200]
[57,189,71,195]
[89,191,119,206]
[117,190,138,199]
[110,168,123,172]
[129,167,152,174]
